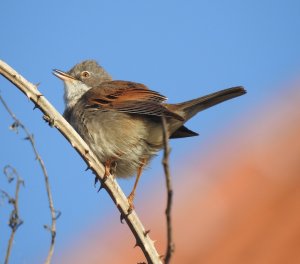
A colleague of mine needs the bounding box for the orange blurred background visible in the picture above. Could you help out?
[57,84,300,264]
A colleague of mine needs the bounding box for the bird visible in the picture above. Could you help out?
[53,60,246,210]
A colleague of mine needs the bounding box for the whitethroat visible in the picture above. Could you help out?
[53,60,246,210]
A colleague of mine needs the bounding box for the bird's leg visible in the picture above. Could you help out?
[127,159,146,212]
[104,159,113,181]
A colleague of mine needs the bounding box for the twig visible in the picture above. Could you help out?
[0,60,162,264]
[1,165,24,264]
[161,117,174,264]
[0,94,58,264]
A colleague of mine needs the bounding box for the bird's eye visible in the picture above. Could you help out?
[81,71,90,78]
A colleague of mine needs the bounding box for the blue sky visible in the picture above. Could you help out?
[1,1,300,263]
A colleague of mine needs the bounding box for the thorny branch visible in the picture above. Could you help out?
[1,165,24,264]
[0,60,162,264]
[0,94,59,264]
[161,117,174,264]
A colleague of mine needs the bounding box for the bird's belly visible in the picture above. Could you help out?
[73,111,162,178]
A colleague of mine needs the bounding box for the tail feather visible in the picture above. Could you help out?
[176,86,246,120]
[170,125,199,139]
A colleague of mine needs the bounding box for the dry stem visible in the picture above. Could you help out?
[0,60,162,264]
[1,166,24,264]
[161,117,174,264]
[0,94,58,264]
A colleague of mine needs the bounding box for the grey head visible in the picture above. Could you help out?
[67,60,112,87]
[53,60,112,109]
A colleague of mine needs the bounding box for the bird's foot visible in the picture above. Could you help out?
[127,192,135,214]
[103,166,110,181]
[103,159,113,182]
[103,158,118,181]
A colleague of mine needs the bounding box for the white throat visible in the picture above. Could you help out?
[64,80,91,109]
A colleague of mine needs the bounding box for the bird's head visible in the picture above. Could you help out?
[53,60,112,108]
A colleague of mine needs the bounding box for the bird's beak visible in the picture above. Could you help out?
[52,69,76,82]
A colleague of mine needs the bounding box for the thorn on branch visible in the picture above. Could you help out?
[23,133,34,141]
[134,241,139,248]
[9,121,20,133]
[94,176,99,186]
[33,103,39,110]
[151,239,157,245]
[54,210,62,220]
[93,175,104,192]
[43,224,52,232]
[36,93,43,101]
[43,224,57,238]
[144,230,150,237]
[43,114,56,127]
[97,183,104,192]
[120,213,126,224]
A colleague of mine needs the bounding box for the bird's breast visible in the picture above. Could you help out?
[67,107,163,177]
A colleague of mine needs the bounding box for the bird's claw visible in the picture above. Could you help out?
[127,193,135,214]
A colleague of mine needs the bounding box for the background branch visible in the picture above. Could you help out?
[1,165,24,264]
[161,117,174,264]
[0,94,58,264]
[0,60,162,264]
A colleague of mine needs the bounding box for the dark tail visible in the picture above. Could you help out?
[175,86,246,121]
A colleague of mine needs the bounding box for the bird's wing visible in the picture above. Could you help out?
[82,80,184,121]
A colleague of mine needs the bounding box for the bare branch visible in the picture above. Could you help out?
[161,117,174,264]
[0,94,58,264]
[0,60,162,264]
[2,165,24,264]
